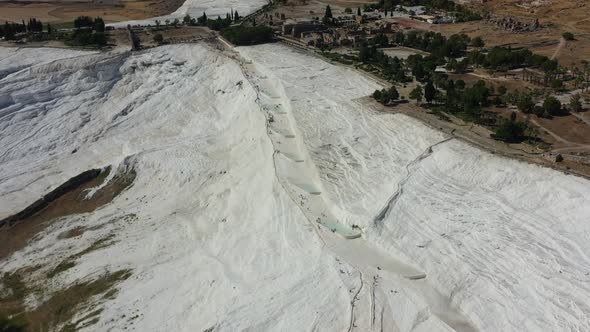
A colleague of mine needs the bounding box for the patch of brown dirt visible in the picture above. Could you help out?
[134,26,215,49]
[0,268,132,331]
[533,113,590,146]
[0,166,136,260]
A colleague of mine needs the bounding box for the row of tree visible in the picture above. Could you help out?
[0,22,27,40]
[155,12,238,31]
[0,18,45,39]
[74,16,106,32]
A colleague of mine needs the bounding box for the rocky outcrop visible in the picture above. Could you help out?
[485,14,543,32]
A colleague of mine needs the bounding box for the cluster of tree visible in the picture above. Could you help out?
[409,85,423,103]
[221,25,273,45]
[26,18,43,33]
[510,91,567,118]
[468,47,556,72]
[373,86,400,105]
[74,16,105,32]
[0,18,45,40]
[358,31,470,84]
[66,29,107,47]
[181,11,240,29]
[393,30,470,59]
[372,33,389,48]
[362,30,471,57]
[63,16,108,47]
[0,22,27,40]
[562,32,575,41]
[407,81,436,104]
[358,43,412,82]
[493,113,528,143]
[417,77,496,123]
[383,55,413,83]
[406,54,438,82]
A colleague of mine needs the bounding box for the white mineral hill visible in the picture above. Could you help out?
[0,40,589,331]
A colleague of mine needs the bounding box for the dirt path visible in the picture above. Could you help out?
[571,112,590,126]
[551,37,566,60]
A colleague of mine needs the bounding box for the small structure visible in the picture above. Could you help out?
[334,16,356,27]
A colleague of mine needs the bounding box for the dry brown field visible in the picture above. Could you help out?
[439,0,590,68]
[0,0,184,23]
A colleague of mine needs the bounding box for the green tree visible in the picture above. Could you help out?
[562,32,575,41]
[373,89,382,100]
[153,33,164,44]
[409,85,423,104]
[373,33,388,47]
[456,80,465,90]
[517,93,535,113]
[357,7,361,15]
[498,85,507,95]
[389,86,399,100]
[550,79,563,90]
[471,36,485,48]
[74,16,93,29]
[569,94,582,112]
[344,7,352,14]
[424,81,436,104]
[543,96,562,116]
[324,5,333,19]
[94,17,105,32]
[493,118,527,142]
[198,12,207,25]
[358,43,370,62]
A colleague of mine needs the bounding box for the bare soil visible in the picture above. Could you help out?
[0,268,132,331]
[133,26,215,49]
[0,167,135,261]
[0,0,184,23]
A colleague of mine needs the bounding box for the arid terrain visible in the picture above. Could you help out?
[0,0,184,23]
[441,0,590,67]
